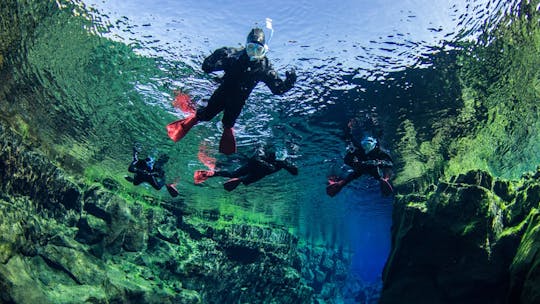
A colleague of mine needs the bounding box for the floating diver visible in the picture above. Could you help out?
[194,144,298,191]
[125,144,179,197]
[166,24,297,155]
[326,135,394,197]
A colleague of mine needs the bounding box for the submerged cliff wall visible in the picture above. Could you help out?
[380,169,540,304]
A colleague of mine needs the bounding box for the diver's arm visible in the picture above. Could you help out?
[262,62,296,95]
[377,148,394,168]
[202,47,233,73]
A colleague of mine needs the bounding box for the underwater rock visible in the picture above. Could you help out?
[75,215,108,245]
[381,169,540,304]
[0,124,82,215]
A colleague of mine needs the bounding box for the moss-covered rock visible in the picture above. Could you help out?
[381,169,540,304]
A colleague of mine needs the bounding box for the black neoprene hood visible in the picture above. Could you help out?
[246,28,265,45]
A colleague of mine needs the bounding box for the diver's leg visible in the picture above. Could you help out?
[150,176,165,190]
[132,174,144,186]
[219,101,243,155]
[196,89,226,122]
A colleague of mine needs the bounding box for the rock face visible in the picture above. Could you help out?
[0,123,356,303]
[380,169,540,304]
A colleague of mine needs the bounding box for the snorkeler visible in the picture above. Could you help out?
[166,26,297,155]
[326,136,394,197]
[194,144,298,191]
[125,144,179,197]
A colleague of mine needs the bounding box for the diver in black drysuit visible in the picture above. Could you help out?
[194,145,298,191]
[166,28,297,155]
[125,147,179,197]
[326,136,394,197]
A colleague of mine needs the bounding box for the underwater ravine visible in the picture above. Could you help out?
[1,0,539,303]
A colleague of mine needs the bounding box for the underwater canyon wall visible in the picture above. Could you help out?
[380,169,540,304]
[380,1,540,302]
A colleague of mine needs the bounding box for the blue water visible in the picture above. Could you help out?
[73,0,518,286]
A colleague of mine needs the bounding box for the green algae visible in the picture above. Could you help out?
[443,4,540,180]
[382,167,540,303]
[379,0,540,191]
[509,208,540,303]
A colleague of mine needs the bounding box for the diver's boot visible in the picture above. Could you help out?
[166,115,198,142]
[379,177,393,196]
[194,170,214,184]
[166,183,179,197]
[223,178,242,192]
[219,127,236,155]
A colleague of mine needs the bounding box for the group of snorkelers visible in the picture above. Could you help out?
[125,27,394,198]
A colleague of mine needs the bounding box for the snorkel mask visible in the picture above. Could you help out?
[246,41,267,61]
[246,18,274,61]
[360,136,377,154]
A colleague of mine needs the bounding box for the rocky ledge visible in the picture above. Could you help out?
[381,168,540,304]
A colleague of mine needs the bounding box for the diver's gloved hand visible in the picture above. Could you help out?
[285,69,297,84]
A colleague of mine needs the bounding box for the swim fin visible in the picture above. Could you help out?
[379,177,394,196]
[223,178,242,191]
[219,127,236,155]
[172,92,196,114]
[166,115,198,142]
[326,178,345,197]
[166,183,179,197]
[194,170,214,184]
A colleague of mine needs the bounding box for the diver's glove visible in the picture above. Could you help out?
[285,69,297,85]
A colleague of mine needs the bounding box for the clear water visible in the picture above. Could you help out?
[0,0,532,288]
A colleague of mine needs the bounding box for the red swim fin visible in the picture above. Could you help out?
[194,170,214,184]
[326,177,345,197]
[219,127,236,155]
[380,177,394,196]
[172,91,196,114]
[198,144,216,170]
[166,115,197,142]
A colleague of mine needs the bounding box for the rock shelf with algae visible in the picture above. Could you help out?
[380,169,540,304]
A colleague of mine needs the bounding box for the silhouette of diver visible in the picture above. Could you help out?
[125,144,179,197]
[194,144,298,191]
[167,27,297,155]
[326,135,394,197]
